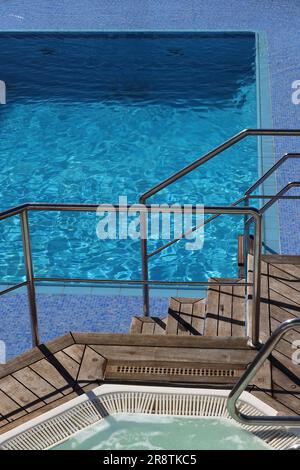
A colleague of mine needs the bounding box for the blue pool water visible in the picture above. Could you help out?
[0,32,257,284]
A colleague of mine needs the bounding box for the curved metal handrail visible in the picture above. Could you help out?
[147,153,300,258]
[147,181,300,261]
[245,182,300,228]
[139,130,300,204]
[227,318,300,427]
[139,129,300,318]
[245,153,300,197]
[148,196,246,258]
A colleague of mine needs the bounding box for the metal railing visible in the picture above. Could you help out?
[147,153,300,261]
[0,202,262,348]
[1,129,299,350]
[227,317,300,427]
[139,130,300,318]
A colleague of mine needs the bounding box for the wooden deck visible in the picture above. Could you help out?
[0,255,299,435]
[253,255,300,416]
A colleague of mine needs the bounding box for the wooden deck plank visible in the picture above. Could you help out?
[0,390,27,421]
[271,320,300,347]
[90,344,256,364]
[268,288,300,317]
[166,298,180,334]
[217,285,233,337]
[205,279,245,338]
[271,348,300,382]
[63,344,85,364]
[272,366,300,394]
[30,359,74,396]
[271,381,300,415]
[268,262,300,284]
[269,278,300,307]
[72,332,251,349]
[130,317,166,335]
[247,256,271,343]
[252,359,272,391]
[231,282,246,337]
[205,281,220,336]
[0,333,75,380]
[177,299,194,336]
[77,346,106,383]
[167,298,204,336]
[0,417,9,428]
[250,389,296,416]
[191,299,206,335]
[12,367,63,404]
[53,351,80,382]
[259,259,271,343]
[130,316,143,334]
[0,376,43,413]
[141,321,155,335]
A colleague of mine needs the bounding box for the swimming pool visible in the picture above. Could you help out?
[0,32,257,284]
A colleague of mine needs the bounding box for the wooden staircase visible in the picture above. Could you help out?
[128,255,300,417]
[128,276,250,386]
[130,278,246,339]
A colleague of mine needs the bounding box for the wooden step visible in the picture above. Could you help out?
[102,335,254,385]
[204,279,246,337]
[166,297,206,335]
[130,316,167,334]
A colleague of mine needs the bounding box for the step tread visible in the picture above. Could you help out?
[130,316,167,335]
[205,278,246,337]
[166,297,206,335]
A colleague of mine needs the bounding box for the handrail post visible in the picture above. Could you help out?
[252,211,262,346]
[139,205,150,316]
[20,209,39,347]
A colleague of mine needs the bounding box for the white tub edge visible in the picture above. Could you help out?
[0,383,278,445]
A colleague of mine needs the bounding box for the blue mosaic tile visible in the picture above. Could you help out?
[0,292,169,360]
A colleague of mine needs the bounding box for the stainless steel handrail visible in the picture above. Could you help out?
[139,130,300,318]
[0,203,262,347]
[148,154,300,259]
[227,317,300,427]
[149,183,300,269]
[245,182,300,228]
[245,153,300,197]
[148,196,246,258]
[139,130,300,204]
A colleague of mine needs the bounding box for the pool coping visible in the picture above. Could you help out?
[255,32,280,256]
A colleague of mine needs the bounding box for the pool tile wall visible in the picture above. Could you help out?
[0,291,169,360]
